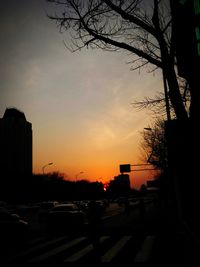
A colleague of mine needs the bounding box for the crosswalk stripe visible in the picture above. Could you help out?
[28,236,86,263]
[64,244,93,262]
[101,236,132,262]
[64,236,110,262]
[134,235,155,263]
[28,236,45,246]
[11,234,156,264]
[15,235,69,258]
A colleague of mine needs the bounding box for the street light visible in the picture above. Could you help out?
[75,171,84,182]
[42,162,53,175]
[144,128,154,163]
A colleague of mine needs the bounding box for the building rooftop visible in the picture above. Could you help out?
[3,107,26,120]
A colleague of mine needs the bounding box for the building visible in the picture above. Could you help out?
[108,174,131,198]
[0,107,32,179]
[114,174,130,188]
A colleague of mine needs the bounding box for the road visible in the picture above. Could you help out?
[1,200,158,264]
[1,199,200,265]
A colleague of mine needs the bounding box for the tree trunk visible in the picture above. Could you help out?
[165,63,188,120]
[187,73,200,120]
[152,0,188,121]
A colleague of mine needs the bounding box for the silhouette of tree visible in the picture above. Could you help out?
[28,174,105,202]
[141,119,167,171]
[47,0,193,120]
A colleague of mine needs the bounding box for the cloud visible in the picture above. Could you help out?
[81,79,151,151]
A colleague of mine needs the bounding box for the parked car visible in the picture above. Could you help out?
[38,201,59,223]
[0,208,29,242]
[47,203,86,230]
[85,200,106,219]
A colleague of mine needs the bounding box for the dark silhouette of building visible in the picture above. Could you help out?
[0,107,32,179]
[108,174,131,197]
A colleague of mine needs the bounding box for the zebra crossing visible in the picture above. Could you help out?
[6,233,156,264]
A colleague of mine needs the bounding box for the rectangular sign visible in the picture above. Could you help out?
[120,164,131,173]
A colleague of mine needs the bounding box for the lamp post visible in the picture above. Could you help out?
[144,128,154,163]
[42,162,53,175]
[75,171,84,182]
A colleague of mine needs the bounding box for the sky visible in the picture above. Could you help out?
[0,0,163,189]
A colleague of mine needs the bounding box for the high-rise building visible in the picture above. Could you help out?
[0,107,32,178]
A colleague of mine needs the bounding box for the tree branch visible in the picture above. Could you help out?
[102,0,158,38]
[82,19,162,68]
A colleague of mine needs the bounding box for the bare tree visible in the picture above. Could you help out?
[132,75,190,118]
[141,119,167,171]
[46,0,192,120]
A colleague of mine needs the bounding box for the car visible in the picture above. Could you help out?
[86,200,106,218]
[0,208,29,243]
[47,203,86,230]
[38,201,59,223]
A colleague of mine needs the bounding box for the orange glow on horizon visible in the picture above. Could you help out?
[33,163,157,190]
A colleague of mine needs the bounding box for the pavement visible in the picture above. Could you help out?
[109,199,200,265]
[87,199,200,264]
[145,202,200,265]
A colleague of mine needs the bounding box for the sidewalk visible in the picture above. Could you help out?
[148,205,200,264]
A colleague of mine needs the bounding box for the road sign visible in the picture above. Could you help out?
[119,164,131,173]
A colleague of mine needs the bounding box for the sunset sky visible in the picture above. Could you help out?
[0,0,163,189]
